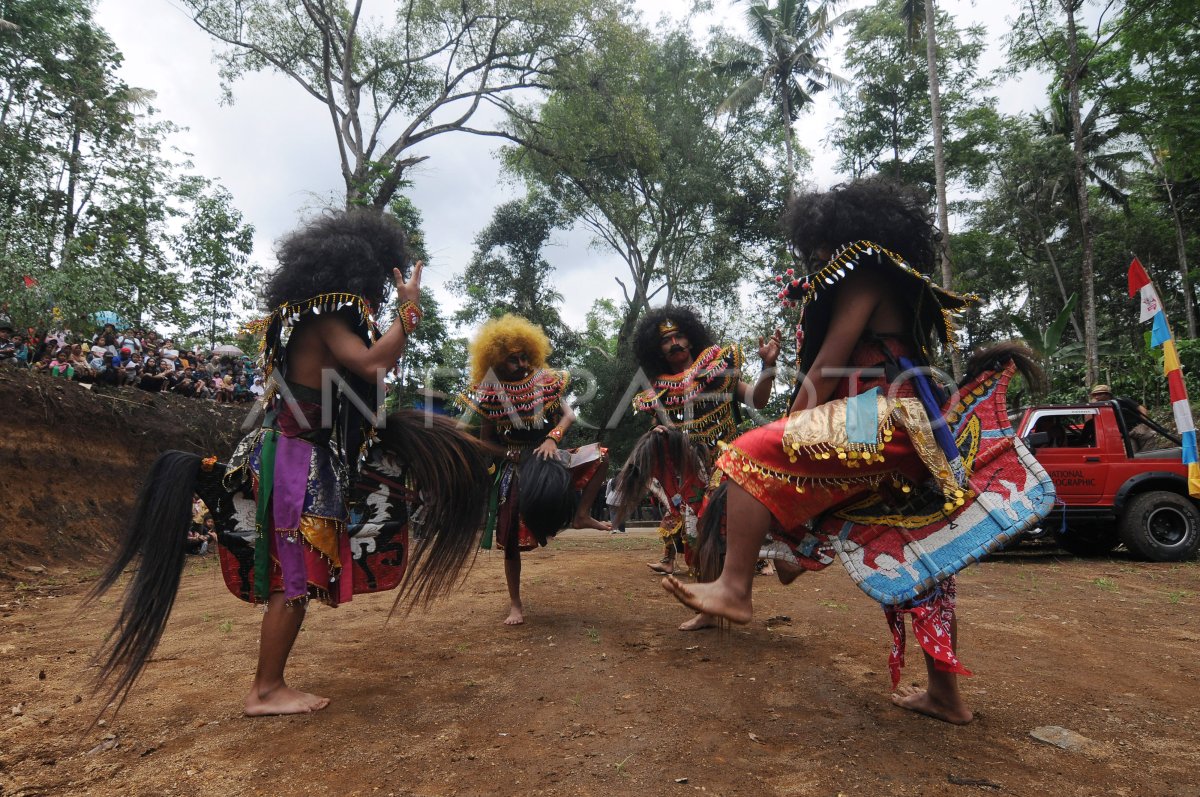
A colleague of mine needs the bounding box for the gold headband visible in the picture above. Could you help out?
[658,318,680,336]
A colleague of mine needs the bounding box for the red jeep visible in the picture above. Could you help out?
[1016,400,1200,561]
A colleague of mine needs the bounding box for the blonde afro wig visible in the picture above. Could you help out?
[468,314,552,385]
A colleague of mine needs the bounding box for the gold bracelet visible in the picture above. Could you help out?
[397,300,423,335]
[547,427,563,444]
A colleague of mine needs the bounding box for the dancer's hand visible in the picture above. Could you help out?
[395,260,423,304]
[535,439,558,460]
[758,328,782,366]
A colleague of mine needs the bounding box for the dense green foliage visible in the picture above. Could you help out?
[0,0,253,343]
[4,0,1198,453]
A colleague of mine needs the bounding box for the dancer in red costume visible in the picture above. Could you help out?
[459,314,611,626]
[615,306,779,630]
[665,177,1047,724]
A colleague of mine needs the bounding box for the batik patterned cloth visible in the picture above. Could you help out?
[210,432,417,605]
[233,395,353,607]
[884,576,970,689]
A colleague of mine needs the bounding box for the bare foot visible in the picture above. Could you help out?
[775,560,805,585]
[757,560,777,576]
[890,685,974,725]
[678,613,717,631]
[504,603,525,626]
[647,561,674,575]
[571,515,612,531]
[243,684,330,717]
[661,576,752,625]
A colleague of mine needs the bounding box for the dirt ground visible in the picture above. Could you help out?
[1,533,1198,797]
[2,371,1199,796]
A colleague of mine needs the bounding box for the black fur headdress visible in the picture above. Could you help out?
[632,306,716,377]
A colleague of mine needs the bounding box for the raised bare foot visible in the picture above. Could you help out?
[775,560,805,585]
[243,684,330,717]
[646,560,674,575]
[571,515,612,531]
[890,685,974,725]
[678,612,717,631]
[661,576,752,625]
[504,603,525,626]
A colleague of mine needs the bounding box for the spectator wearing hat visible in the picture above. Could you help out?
[95,351,122,386]
[1088,384,1158,453]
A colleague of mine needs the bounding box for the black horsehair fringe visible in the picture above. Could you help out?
[612,427,704,523]
[377,410,495,615]
[517,455,577,546]
[84,410,496,715]
[84,450,202,718]
[691,480,727,585]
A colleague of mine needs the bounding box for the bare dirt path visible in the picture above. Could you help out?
[2,534,1198,797]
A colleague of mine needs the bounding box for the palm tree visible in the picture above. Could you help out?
[716,0,845,188]
[899,0,952,293]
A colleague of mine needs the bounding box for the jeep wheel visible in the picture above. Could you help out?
[1118,491,1200,562]
[1052,526,1119,557]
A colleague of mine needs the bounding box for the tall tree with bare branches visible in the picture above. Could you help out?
[177,0,614,209]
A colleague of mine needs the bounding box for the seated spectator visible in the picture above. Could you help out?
[232,374,251,403]
[95,352,123,386]
[0,327,17,365]
[249,374,265,398]
[70,345,96,383]
[1088,384,1159,452]
[124,351,143,380]
[212,374,231,404]
[186,525,215,555]
[136,357,170,392]
[87,347,106,371]
[49,348,74,378]
[32,333,54,365]
[30,349,49,369]
[116,331,140,353]
[95,325,118,355]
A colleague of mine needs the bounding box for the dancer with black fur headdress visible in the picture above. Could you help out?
[88,209,493,718]
[613,307,780,630]
[458,314,611,626]
[663,177,1055,724]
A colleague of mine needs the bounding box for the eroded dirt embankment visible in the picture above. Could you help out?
[0,370,244,581]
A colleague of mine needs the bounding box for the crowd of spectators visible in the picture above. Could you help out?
[0,319,265,404]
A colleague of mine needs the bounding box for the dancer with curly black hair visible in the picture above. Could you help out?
[664,177,1054,724]
[89,209,493,718]
[458,314,611,626]
[612,305,780,630]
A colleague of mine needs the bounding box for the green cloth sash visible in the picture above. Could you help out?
[480,465,502,550]
[253,429,278,601]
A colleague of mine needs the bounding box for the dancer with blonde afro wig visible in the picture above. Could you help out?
[459,314,611,625]
[466,314,552,386]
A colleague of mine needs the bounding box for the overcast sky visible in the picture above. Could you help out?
[92,0,1043,334]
